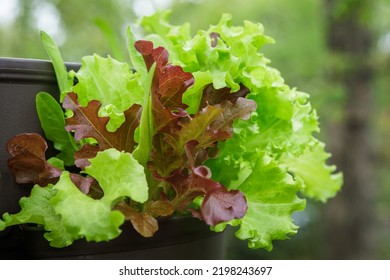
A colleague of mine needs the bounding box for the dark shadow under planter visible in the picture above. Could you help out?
[0,58,228,260]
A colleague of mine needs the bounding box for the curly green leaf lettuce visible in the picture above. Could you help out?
[70,55,144,131]
[232,155,305,251]
[50,172,124,243]
[85,148,148,204]
[280,139,343,202]
[0,184,76,248]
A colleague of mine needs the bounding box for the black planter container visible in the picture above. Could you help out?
[0,58,75,259]
[22,216,227,260]
[0,58,227,260]
[0,58,79,216]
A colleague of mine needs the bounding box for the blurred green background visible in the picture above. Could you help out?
[1,0,389,259]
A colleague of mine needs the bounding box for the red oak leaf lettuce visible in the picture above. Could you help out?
[7,133,95,194]
[133,40,253,225]
[63,92,142,153]
[7,133,62,186]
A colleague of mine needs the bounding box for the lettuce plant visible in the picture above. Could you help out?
[0,11,342,250]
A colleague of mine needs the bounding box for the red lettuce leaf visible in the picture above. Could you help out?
[148,133,184,178]
[145,200,174,217]
[69,173,96,195]
[200,83,250,108]
[148,105,226,178]
[165,165,247,225]
[63,92,142,153]
[7,133,61,186]
[7,133,47,159]
[177,105,228,149]
[151,94,188,133]
[149,99,255,178]
[158,64,194,109]
[7,133,95,194]
[130,213,158,238]
[134,40,168,71]
[210,97,257,133]
[163,169,207,210]
[135,40,194,132]
[115,200,174,237]
[74,144,100,170]
[191,188,247,226]
[116,202,158,238]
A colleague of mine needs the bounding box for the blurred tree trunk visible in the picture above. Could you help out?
[324,0,376,259]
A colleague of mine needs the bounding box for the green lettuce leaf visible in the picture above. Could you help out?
[182,71,213,114]
[70,55,144,131]
[36,92,77,165]
[0,184,76,248]
[85,148,149,204]
[140,10,192,63]
[131,63,156,167]
[40,31,73,94]
[281,139,343,202]
[50,172,125,243]
[214,155,306,251]
[127,26,148,79]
